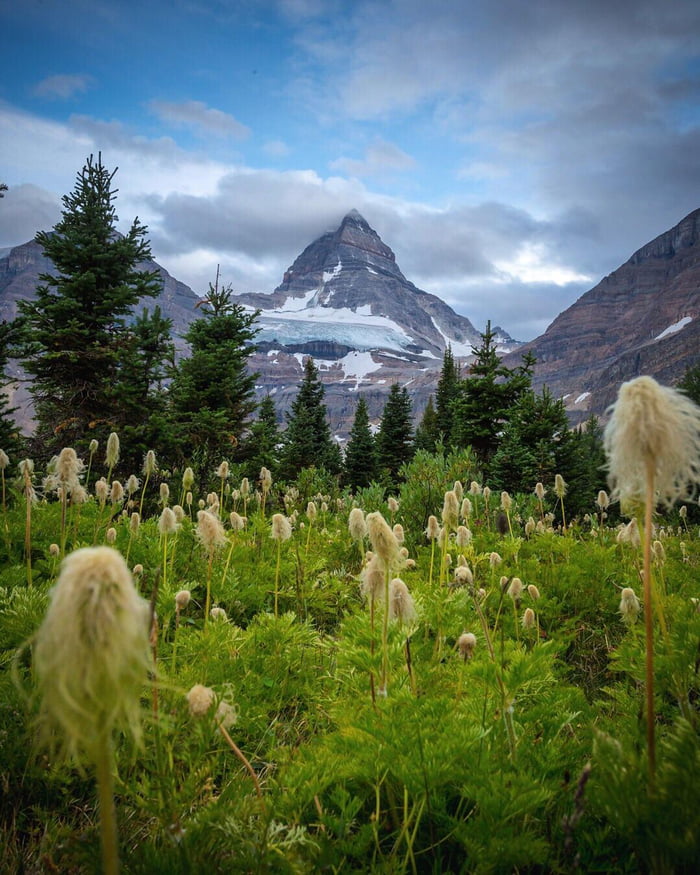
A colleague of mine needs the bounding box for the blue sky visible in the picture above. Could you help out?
[1,0,700,340]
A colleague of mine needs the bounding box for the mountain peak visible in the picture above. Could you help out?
[340,208,368,227]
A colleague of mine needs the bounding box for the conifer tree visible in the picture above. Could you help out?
[451,321,533,466]
[0,320,23,458]
[241,394,281,480]
[376,383,414,482]
[19,154,162,458]
[435,345,460,445]
[343,397,377,490]
[279,357,341,479]
[168,280,259,471]
[678,363,700,406]
[414,395,439,452]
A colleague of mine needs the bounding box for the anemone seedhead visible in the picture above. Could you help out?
[33,547,151,761]
[619,587,641,625]
[348,507,367,541]
[367,511,400,567]
[604,375,700,510]
[271,513,292,542]
[554,474,567,499]
[534,482,545,501]
[158,507,178,536]
[196,510,227,555]
[105,432,120,469]
[388,577,417,624]
[143,450,157,478]
[182,467,195,492]
[175,589,191,610]
[216,461,230,480]
[425,515,440,541]
[522,607,536,629]
[442,490,459,528]
[458,631,477,660]
[230,511,246,532]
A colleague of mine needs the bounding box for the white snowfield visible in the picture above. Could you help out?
[654,316,692,340]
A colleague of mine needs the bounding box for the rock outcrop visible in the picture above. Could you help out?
[504,208,700,423]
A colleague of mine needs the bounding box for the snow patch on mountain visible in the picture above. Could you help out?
[655,316,692,340]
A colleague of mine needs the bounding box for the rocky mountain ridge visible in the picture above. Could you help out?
[505,208,700,423]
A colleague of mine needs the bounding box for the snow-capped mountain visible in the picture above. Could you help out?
[234,210,520,433]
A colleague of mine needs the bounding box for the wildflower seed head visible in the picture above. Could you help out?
[388,578,417,623]
[554,474,567,499]
[240,477,250,496]
[442,490,459,529]
[500,491,512,512]
[110,480,124,504]
[361,555,385,602]
[126,474,140,495]
[105,527,117,544]
[159,482,170,506]
[216,461,230,480]
[348,507,367,541]
[392,523,405,544]
[508,577,523,601]
[366,511,400,567]
[306,501,318,521]
[489,551,502,569]
[458,631,477,660]
[679,505,687,519]
[454,565,473,586]
[388,496,399,514]
[597,490,609,510]
[456,525,472,548]
[105,432,120,469]
[259,467,272,493]
[130,512,140,535]
[469,481,482,496]
[95,477,109,504]
[187,684,215,717]
[527,584,541,600]
[173,505,185,523]
[210,606,228,622]
[482,486,491,501]
[143,450,157,478]
[271,513,292,542]
[175,589,191,610]
[88,439,98,455]
[604,375,700,509]
[525,517,536,537]
[425,515,440,541]
[230,511,246,532]
[56,447,84,491]
[652,540,666,562]
[133,563,143,576]
[522,607,536,629]
[33,546,151,761]
[49,543,60,557]
[182,467,195,491]
[460,497,472,520]
[453,480,464,502]
[158,506,178,536]
[196,510,227,555]
[186,491,193,507]
[535,482,546,501]
[619,587,641,624]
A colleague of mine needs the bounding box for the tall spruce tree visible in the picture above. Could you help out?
[414,395,439,452]
[0,320,23,458]
[279,357,341,479]
[435,345,460,446]
[451,321,534,467]
[376,383,414,482]
[167,280,259,472]
[19,154,162,458]
[343,397,377,490]
[678,363,700,406]
[241,394,281,480]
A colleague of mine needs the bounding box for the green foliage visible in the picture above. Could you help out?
[279,358,341,480]
[240,394,281,480]
[1,439,700,872]
[167,280,259,473]
[375,383,414,482]
[343,397,377,490]
[435,344,460,447]
[19,154,163,459]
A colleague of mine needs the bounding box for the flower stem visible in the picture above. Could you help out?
[95,732,119,875]
[643,459,656,785]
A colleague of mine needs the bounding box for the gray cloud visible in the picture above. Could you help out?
[0,184,61,248]
[330,138,416,178]
[149,100,251,139]
[33,73,95,100]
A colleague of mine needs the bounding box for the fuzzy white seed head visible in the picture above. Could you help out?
[126,474,140,495]
[158,507,178,536]
[187,684,215,717]
[442,490,459,528]
[196,510,227,555]
[133,564,143,576]
[366,511,400,568]
[240,477,250,497]
[159,482,170,506]
[230,511,246,532]
[469,481,482,497]
[458,631,477,660]
[210,606,228,622]
[527,584,541,600]
[49,543,60,557]
[604,375,700,509]
[554,474,567,499]
[387,496,399,514]
[392,523,405,545]
[360,555,385,602]
[182,467,195,492]
[105,432,120,469]
[619,587,641,625]
[482,486,491,502]
[348,507,367,541]
[388,578,417,623]
[534,482,545,501]
[271,513,292,542]
[460,497,472,520]
[216,461,230,480]
[597,490,609,510]
[522,607,536,629]
[130,512,140,535]
[33,547,151,761]
[500,491,512,512]
[88,439,99,455]
[425,515,440,541]
[453,480,464,502]
[105,527,117,544]
[454,565,473,586]
[306,501,318,521]
[143,450,157,478]
[507,577,523,601]
[489,551,502,569]
[175,589,191,610]
[456,525,472,548]
[259,467,272,492]
[173,504,185,523]
[95,477,109,505]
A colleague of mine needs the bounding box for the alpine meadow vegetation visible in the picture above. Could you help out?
[2,160,700,873]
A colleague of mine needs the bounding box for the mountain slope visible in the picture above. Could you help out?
[505,208,700,422]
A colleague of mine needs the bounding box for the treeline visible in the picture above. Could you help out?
[1,156,697,519]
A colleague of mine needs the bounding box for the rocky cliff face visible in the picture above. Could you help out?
[236,210,520,435]
[504,208,700,423]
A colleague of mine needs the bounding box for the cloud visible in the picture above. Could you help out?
[0,184,61,248]
[149,99,251,139]
[330,139,416,178]
[263,139,291,157]
[33,73,94,100]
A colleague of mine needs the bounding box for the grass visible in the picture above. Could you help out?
[1,452,699,873]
